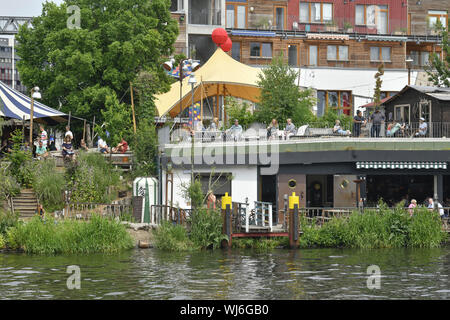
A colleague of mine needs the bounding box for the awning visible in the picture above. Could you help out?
[0,81,67,123]
[230,30,276,37]
[366,35,408,42]
[307,33,349,41]
[356,161,447,169]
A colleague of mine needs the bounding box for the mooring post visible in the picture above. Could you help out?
[289,192,300,249]
[221,192,232,248]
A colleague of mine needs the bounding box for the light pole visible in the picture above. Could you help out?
[29,86,41,148]
[405,56,413,85]
[188,73,197,130]
[163,58,200,127]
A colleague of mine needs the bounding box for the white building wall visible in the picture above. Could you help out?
[162,165,258,210]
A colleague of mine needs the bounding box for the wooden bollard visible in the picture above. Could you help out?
[289,192,300,249]
[221,192,232,248]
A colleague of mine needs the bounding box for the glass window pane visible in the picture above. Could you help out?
[428,16,437,27]
[250,42,260,57]
[328,92,338,107]
[339,46,348,61]
[317,91,326,117]
[378,5,388,10]
[404,106,410,123]
[395,107,401,121]
[421,52,429,66]
[410,51,419,66]
[299,3,309,22]
[323,4,333,22]
[276,7,285,30]
[381,47,391,61]
[288,45,298,66]
[355,5,365,24]
[309,45,317,66]
[377,11,388,34]
[226,5,235,28]
[312,3,321,22]
[237,6,246,28]
[366,5,376,26]
[439,17,446,27]
[370,47,379,61]
[261,43,272,57]
[232,42,241,61]
[327,45,337,60]
[428,10,447,15]
[341,92,351,108]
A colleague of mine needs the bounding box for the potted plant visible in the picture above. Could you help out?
[343,21,353,33]
[325,20,338,32]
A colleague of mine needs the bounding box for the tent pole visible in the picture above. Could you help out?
[68,111,71,128]
[83,119,86,141]
[130,81,137,134]
[29,90,34,148]
[200,76,203,124]
[92,116,95,145]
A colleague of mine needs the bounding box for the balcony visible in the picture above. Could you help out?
[188,8,221,26]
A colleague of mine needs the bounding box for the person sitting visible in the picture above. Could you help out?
[112,138,128,153]
[48,135,57,151]
[80,139,89,151]
[267,119,279,140]
[333,120,351,135]
[386,120,405,137]
[62,136,75,161]
[36,140,49,160]
[284,118,296,140]
[98,137,110,154]
[227,119,243,141]
[413,117,428,137]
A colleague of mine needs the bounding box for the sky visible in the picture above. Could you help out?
[1,0,65,17]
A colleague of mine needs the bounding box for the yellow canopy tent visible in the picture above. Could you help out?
[155,48,262,118]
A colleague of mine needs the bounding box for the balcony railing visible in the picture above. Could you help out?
[189,9,221,25]
[168,122,450,144]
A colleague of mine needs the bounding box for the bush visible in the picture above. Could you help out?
[189,208,227,250]
[68,153,120,203]
[32,159,65,211]
[0,210,19,236]
[6,129,33,186]
[408,208,447,248]
[0,168,21,204]
[132,121,158,177]
[0,233,5,249]
[153,221,193,252]
[6,214,134,254]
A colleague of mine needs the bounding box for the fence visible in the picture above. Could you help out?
[150,205,192,226]
[64,202,133,220]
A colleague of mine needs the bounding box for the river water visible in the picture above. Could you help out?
[0,247,449,299]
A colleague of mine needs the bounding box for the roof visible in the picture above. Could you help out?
[0,81,67,123]
[374,85,450,107]
[154,48,262,117]
[360,96,391,108]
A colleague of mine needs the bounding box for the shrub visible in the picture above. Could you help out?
[408,208,447,248]
[6,129,33,186]
[6,214,134,254]
[0,233,5,249]
[189,208,227,249]
[153,221,193,252]
[32,159,65,211]
[0,210,19,235]
[0,168,21,205]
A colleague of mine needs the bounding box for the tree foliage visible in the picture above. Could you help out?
[16,0,178,131]
[425,20,450,87]
[373,63,385,107]
[254,55,316,126]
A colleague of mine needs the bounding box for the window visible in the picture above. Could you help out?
[227,3,247,28]
[288,45,298,66]
[327,45,348,61]
[394,105,410,123]
[428,10,448,29]
[275,6,286,30]
[317,90,352,116]
[410,51,430,67]
[299,2,333,23]
[250,42,272,58]
[231,42,241,61]
[170,0,184,12]
[355,4,388,33]
[370,47,391,62]
[309,45,318,66]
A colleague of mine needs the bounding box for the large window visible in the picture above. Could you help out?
[309,45,318,66]
[317,90,352,116]
[288,45,298,66]
[370,47,391,62]
[410,51,430,67]
[250,42,272,58]
[394,105,410,123]
[355,4,388,34]
[327,45,348,61]
[275,6,286,30]
[428,10,448,29]
[299,2,333,23]
[227,3,247,28]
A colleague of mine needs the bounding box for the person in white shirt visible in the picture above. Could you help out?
[65,125,74,140]
[97,137,110,154]
[39,125,48,147]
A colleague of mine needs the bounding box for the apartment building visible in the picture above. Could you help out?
[0,37,26,94]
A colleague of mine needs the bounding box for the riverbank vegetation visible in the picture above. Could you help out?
[300,205,447,249]
[4,214,134,254]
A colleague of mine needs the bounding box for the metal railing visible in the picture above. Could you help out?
[150,205,191,225]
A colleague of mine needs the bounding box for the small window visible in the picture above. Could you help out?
[370,47,391,62]
[231,42,241,61]
[288,45,298,66]
[309,45,318,66]
[250,42,272,58]
[327,45,348,61]
[250,42,260,57]
[299,2,333,23]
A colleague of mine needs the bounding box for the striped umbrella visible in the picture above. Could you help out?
[0,81,67,122]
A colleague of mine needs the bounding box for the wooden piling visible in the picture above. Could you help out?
[221,192,232,248]
[289,192,300,249]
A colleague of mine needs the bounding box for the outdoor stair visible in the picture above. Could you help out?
[12,189,38,218]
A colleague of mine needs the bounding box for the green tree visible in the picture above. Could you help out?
[425,20,449,87]
[224,96,254,128]
[16,0,178,135]
[132,121,158,177]
[373,63,385,107]
[254,55,315,126]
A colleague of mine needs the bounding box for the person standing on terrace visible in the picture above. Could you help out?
[369,108,385,137]
[228,119,243,141]
[39,125,48,147]
[353,110,366,137]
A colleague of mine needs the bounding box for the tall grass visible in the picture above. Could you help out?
[6,214,134,254]
[153,221,194,252]
[0,210,19,236]
[189,208,227,249]
[300,206,447,249]
[32,159,66,211]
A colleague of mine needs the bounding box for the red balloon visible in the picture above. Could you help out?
[220,37,232,52]
[212,28,228,45]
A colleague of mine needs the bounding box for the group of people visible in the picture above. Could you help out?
[97,136,128,154]
[34,125,75,161]
[353,109,428,138]
[407,197,446,217]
